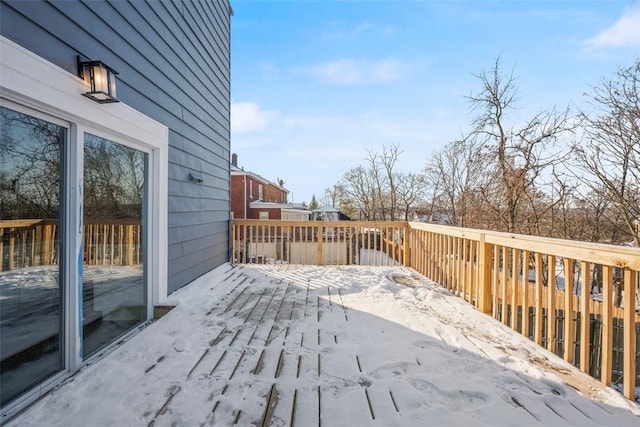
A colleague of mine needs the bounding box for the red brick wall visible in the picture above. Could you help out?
[230,175,246,219]
[264,184,287,203]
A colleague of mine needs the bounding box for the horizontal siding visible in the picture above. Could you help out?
[168,221,228,248]
[1,0,232,293]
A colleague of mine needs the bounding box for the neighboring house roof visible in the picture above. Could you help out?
[313,205,339,213]
[311,205,351,221]
[282,209,311,213]
[231,165,289,194]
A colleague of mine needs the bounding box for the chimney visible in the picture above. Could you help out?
[231,153,238,167]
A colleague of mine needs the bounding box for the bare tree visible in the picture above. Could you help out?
[366,143,402,220]
[319,184,356,218]
[466,58,575,233]
[424,138,486,227]
[574,60,640,246]
[395,172,427,221]
[340,165,379,220]
[338,143,425,221]
[0,108,63,220]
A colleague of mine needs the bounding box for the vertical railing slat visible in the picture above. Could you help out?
[563,258,575,365]
[534,252,544,345]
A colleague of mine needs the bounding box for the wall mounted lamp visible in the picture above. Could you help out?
[77,56,119,103]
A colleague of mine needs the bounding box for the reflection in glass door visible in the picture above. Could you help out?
[0,107,65,406]
[82,134,146,357]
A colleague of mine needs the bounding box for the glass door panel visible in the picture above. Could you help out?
[82,134,146,357]
[0,107,64,406]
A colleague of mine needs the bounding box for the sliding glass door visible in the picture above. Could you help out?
[0,111,150,406]
[82,134,147,357]
[0,107,65,406]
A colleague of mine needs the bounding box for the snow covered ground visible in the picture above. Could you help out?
[6,263,640,426]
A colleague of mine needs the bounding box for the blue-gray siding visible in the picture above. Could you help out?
[1,0,232,292]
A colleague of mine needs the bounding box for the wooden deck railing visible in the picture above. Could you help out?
[0,219,142,271]
[231,220,409,266]
[232,218,640,401]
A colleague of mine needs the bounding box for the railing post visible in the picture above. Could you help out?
[231,221,236,264]
[477,233,492,314]
[601,266,612,386]
[622,268,637,400]
[0,227,3,272]
[404,223,410,267]
[546,255,556,354]
[9,228,15,270]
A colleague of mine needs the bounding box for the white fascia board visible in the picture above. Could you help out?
[0,37,167,151]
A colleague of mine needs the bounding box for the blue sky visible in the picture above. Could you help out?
[230,0,640,204]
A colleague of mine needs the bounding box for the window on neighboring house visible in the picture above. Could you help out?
[259,211,269,220]
[249,180,253,199]
[258,184,263,200]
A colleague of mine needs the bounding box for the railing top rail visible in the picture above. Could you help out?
[232,219,407,228]
[0,219,142,228]
[0,219,52,228]
[409,221,640,270]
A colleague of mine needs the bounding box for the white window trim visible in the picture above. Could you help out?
[0,36,168,416]
[259,211,269,220]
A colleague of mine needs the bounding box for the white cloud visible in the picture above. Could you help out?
[586,7,640,47]
[230,102,282,134]
[303,58,402,85]
[231,107,462,201]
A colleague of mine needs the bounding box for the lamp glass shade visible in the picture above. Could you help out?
[80,60,118,103]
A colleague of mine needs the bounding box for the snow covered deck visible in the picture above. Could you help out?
[8,264,640,426]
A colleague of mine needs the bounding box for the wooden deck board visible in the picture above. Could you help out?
[8,264,640,427]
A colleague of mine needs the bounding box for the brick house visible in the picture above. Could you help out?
[230,154,309,220]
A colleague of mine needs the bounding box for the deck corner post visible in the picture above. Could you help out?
[622,268,637,400]
[477,233,492,314]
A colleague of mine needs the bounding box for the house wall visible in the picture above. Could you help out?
[230,173,265,219]
[249,207,282,220]
[0,0,232,292]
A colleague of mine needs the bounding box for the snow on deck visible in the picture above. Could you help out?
[7,264,640,426]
